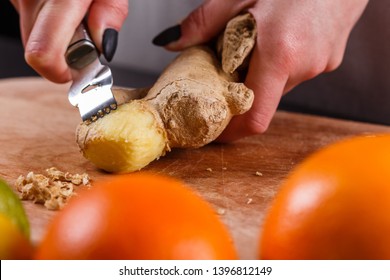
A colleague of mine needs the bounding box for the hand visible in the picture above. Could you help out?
[160,0,369,142]
[10,0,128,83]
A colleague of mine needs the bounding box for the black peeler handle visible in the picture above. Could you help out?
[65,22,99,70]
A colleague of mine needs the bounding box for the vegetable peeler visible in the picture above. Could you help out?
[66,23,117,123]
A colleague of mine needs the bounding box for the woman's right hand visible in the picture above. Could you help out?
[10,0,128,83]
[161,0,369,142]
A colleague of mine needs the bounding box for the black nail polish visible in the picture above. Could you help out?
[102,28,118,62]
[152,24,181,46]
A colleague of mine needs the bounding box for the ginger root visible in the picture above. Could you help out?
[76,13,257,173]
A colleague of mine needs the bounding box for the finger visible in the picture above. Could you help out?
[23,0,91,83]
[165,0,256,51]
[217,46,288,142]
[87,0,128,59]
[282,46,344,95]
[14,0,45,46]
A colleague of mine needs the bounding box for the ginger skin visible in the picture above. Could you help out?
[76,13,256,173]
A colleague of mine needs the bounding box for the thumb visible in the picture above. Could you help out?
[157,0,253,51]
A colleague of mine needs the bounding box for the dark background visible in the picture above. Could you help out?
[0,1,37,78]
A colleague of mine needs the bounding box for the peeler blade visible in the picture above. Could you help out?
[66,22,117,123]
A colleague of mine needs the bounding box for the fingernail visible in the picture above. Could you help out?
[152,24,181,46]
[102,28,118,62]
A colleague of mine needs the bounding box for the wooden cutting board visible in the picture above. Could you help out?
[1,77,389,259]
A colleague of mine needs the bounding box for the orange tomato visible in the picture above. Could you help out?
[35,173,236,259]
[259,134,390,260]
[0,213,33,259]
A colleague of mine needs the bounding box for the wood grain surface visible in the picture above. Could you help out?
[1,77,390,259]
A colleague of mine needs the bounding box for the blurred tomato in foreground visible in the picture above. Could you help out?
[35,173,236,259]
[259,134,390,259]
[0,213,33,259]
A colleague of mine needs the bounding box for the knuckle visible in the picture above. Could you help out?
[276,32,297,55]
[108,2,129,22]
[25,42,50,68]
[267,32,298,72]
[188,5,207,28]
[247,119,270,135]
[185,6,212,40]
[325,55,343,72]
[305,61,328,80]
[244,112,272,135]
[24,42,68,83]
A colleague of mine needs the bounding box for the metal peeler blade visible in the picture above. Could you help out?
[66,23,117,123]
